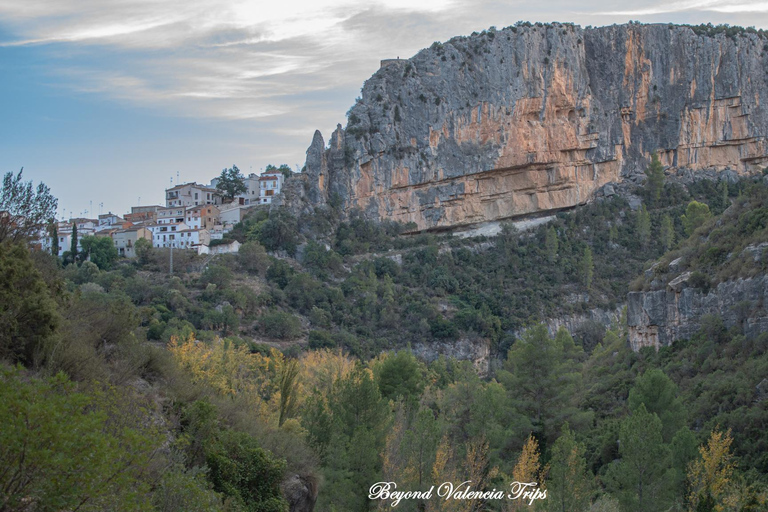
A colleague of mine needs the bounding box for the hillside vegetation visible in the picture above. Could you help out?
[1,173,767,511]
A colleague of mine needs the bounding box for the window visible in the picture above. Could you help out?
[194,192,198,200]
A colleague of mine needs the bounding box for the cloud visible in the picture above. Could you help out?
[596,0,768,15]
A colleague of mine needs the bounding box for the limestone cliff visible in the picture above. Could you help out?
[283,22,768,231]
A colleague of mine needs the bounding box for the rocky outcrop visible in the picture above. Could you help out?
[411,336,491,376]
[627,276,768,351]
[287,23,768,231]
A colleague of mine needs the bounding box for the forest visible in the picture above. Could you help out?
[1,166,767,511]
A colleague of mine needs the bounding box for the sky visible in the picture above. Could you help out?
[1,0,768,218]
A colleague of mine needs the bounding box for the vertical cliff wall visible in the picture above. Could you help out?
[284,23,768,231]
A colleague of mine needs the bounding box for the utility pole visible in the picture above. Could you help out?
[169,240,173,275]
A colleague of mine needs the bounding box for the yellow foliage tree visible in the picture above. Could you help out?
[687,429,736,511]
[505,435,545,512]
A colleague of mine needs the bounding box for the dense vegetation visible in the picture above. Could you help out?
[1,169,767,511]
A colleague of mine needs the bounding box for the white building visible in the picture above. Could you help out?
[258,169,284,204]
[157,206,186,225]
[166,182,222,208]
[148,222,209,250]
[97,212,125,231]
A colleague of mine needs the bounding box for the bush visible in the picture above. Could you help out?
[260,311,302,340]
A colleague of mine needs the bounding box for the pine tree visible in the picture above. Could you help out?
[605,404,672,512]
[681,201,712,237]
[660,215,675,252]
[581,247,594,290]
[49,222,59,257]
[70,223,78,264]
[636,205,651,248]
[546,424,593,512]
[645,154,665,204]
[545,225,559,263]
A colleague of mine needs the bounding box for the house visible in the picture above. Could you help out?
[97,212,126,231]
[258,170,284,204]
[157,206,187,225]
[186,204,220,230]
[166,182,222,208]
[219,204,252,226]
[112,226,152,258]
[148,222,189,248]
[125,205,161,224]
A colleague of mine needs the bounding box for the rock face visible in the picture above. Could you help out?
[288,23,768,231]
[627,276,768,350]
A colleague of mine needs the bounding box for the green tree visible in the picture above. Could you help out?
[266,164,293,180]
[645,153,665,204]
[545,225,559,263]
[135,237,152,265]
[0,169,58,243]
[0,242,59,364]
[70,222,79,263]
[79,235,119,270]
[682,201,712,237]
[238,241,270,275]
[49,221,59,257]
[628,369,686,443]
[257,210,299,256]
[205,430,288,512]
[636,205,651,248]
[581,246,594,290]
[498,325,589,447]
[605,404,672,512]
[660,214,675,252]
[0,369,161,511]
[215,165,247,201]
[546,423,594,512]
[376,350,424,404]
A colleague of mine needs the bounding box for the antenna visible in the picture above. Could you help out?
[177,171,180,184]
[138,197,141,206]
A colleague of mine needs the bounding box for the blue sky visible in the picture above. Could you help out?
[1,0,767,218]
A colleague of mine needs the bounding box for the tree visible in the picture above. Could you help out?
[238,241,270,275]
[605,404,672,512]
[376,350,424,403]
[49,221,59,257]
[266,164,293,180]
[581,247,594,290]
[205,430,288,512]
[687,429,737,512]
[628,369,686,443]
[135,237,152,265]
[498,325,589,447]
[545,225,558,263]
[0,242,59,364]
[215,165,247,201]
[635,205,651,248]
[644,154,665,204]
[660,215,675,252]
[682,201,712,237]
[70,222,79,263]
[0,169,58,244]
[79,235,118,270]
[0,369,162,512]
[546,424,593,512]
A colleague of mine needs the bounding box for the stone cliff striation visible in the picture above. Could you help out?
[277,23,768,231]
[627,275,768,351]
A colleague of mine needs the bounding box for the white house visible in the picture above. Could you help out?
[157,206,186,225]
[166,182,222,208]
[148,222,188,248]
[258,170,284,204]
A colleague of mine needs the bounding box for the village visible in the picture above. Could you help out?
[43,167,285,258]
